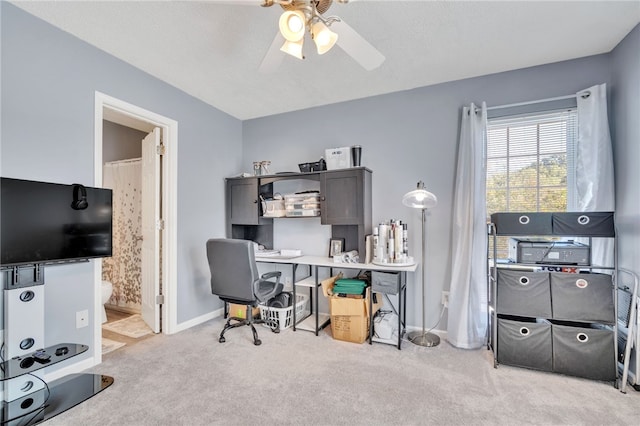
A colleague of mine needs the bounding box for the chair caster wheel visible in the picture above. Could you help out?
[254,339,262,346]
[272,328,280,334]
[219,337,226,343]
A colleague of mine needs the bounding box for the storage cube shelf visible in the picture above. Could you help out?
[488,211,618,386]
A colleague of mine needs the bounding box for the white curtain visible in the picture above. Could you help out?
[576,84,615,268]
[102,159,143,311]
[447,103,488,349]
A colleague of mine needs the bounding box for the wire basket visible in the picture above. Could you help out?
[259,294,308,330]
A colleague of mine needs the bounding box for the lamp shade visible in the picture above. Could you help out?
[280,39,304,59]
[311,21,338,54]
[402,181,437,209]
[279,10,306,42]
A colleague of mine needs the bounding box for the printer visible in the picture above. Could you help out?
[508,238,590,265]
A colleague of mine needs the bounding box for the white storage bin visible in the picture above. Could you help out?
[259,294,308,330]
[325,147,352,170]
[260,195,286,217]
[284,192,320,217]
[285,209,321,217]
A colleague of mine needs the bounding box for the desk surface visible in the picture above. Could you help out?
[257,255,418,272]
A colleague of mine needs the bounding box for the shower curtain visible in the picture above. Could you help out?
[102,159,143,311]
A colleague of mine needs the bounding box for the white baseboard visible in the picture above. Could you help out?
[44,356,97,383]
[172,308,224,334]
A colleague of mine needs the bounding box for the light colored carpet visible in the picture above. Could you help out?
[101,314,152,339]
[46,318,639,425]
[101,337,126,355]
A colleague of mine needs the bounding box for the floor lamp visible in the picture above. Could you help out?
[402,181,439,347]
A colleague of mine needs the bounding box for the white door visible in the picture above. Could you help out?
[141,127,161,333]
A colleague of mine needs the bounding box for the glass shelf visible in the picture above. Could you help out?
[1,344,89,381]
[1,373,113,425]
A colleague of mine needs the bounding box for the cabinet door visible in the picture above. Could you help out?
[321,170,363,225]
[227,178,260,225]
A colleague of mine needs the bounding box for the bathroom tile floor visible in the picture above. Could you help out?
[102,308,155,354]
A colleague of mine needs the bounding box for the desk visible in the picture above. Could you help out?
[257,255,417,350]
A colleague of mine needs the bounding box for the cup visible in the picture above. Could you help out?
[351,145,362,167]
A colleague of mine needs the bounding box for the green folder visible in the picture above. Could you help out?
[333,279,367,295]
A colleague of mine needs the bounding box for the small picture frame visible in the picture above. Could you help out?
[329,238,345,257]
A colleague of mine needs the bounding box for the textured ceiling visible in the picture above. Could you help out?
[11,1,640,120]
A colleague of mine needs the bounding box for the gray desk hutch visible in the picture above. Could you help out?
[225,167,372,256]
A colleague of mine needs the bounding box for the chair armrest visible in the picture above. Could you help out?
[253,271,283,304]
[260,271,282,283]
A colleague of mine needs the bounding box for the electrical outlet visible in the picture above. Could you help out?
[76,310,89,328]
[441,291,450,308]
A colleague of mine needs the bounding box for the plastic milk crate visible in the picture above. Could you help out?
[259,294,308,330]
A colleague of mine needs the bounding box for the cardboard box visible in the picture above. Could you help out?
[322,275,382,343]
[228,303,260,320]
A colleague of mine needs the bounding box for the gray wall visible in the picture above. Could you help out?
[611,24,640,275]
[243,55,614,331]
[1,3,242,363]
[103,121,146,163]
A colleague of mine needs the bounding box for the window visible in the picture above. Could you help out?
[486,109,577,258]
[486,109,577,216]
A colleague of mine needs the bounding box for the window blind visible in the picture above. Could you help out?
[486,109,577,216]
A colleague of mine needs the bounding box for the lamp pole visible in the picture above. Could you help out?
[407,207,440,347]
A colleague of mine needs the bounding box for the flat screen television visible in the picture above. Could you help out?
[1,177,113,267]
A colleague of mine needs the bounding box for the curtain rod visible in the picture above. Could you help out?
[472,90,591,114]
[486,93,579,111]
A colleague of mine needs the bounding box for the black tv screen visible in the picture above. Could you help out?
[1,178,113,267]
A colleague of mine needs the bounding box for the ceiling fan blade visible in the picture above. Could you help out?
[259,32,285,73]
[332,20,385,71]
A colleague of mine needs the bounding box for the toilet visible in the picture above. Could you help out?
[101,280,113,323]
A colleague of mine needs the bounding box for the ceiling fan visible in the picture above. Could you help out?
[217,0,385,72]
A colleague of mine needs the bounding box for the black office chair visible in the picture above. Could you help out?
[206,238,283,345]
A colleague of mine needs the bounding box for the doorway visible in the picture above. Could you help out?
[93,92,178,364]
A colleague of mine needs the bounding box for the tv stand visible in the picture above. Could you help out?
[1,264,113,425]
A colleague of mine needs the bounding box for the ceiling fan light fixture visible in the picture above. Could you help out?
[279,10,306,42]
[280,39,304,60]
[311,20,338,54]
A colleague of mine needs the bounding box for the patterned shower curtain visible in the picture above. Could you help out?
[102,159,143,311]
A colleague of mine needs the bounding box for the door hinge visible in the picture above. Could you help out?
[156,219,165,230]
[156,144,166,156]
[156,294,165,305]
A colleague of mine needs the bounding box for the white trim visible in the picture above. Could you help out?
[93,91,179,367]
[172,309,224,333]
[44,356,97,383]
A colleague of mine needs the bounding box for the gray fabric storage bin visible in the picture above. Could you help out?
[552,212,615,237]
[552,322,616,381]
[497,269,551,318]
[491,212,552,235]
[550,272,615,324]
[371,271,400,294]
[498,317,552,371]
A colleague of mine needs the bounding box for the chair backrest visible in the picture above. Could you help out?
[206,238,258,304]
